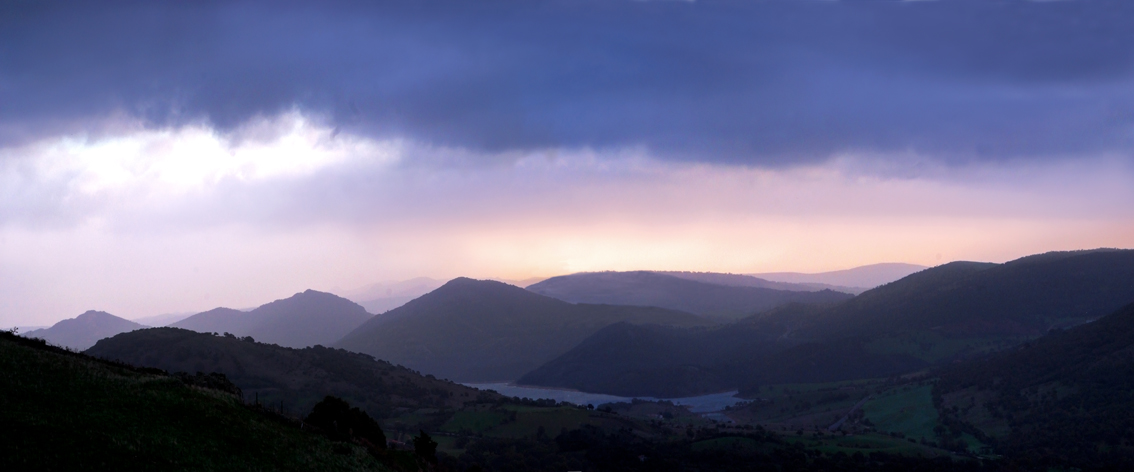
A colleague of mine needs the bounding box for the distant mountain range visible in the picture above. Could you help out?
[751,262,926,289]
[520,250,1134,397]
[526,271,854,319]
[23,311,145,351]
[335,277,715,382]
[171,290,372,348]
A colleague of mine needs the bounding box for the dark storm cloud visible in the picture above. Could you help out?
[2,0,1134,164]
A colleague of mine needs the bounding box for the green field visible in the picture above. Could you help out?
[861,383,939,443]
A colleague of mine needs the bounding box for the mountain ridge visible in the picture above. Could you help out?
[171,290,371,348]
[23,310,145,351]
[335,277,714,382]
[526,271,854,319]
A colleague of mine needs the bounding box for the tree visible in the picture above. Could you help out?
[305,396,386,450]
[413,430,437,462]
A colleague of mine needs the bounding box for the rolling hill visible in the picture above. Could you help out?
[526,271,853,319]
[0,330,387,471]
[86,327,498,423]
[23,310,145,351]
[521,249,1134,397]
[805,249,1134,339]
[935,302,1134,469]
[334,277,715,383]
[171,290,372,348]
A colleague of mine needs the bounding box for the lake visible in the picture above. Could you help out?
[464,383,745,413]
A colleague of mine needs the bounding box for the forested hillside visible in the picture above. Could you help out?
[0,330,388,471]
[935,302,1134,470]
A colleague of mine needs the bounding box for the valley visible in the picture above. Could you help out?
[7,250,1134,471]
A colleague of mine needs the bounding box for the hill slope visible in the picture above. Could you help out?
[526,271,853,319]
[518,322,775,397]
[935,302,1134,469]
[335,278,714,382]
[23,310,144,351]
[522,249,1134,397]
[0,330,386,471]
[171,290,372,348]
[807,249,1134,339]
[87,327,497,422]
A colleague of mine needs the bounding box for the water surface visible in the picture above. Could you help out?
[465,383,744,413]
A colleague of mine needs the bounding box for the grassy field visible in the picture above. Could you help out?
[0,332,390,471]
[861,383,939,443]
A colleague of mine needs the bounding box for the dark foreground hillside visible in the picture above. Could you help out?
[5,327,1019,471]
[936,302,1134,471]
[0,330,387,471]
[87,328,497,426]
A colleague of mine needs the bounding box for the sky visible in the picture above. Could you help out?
[2,0,1133,325]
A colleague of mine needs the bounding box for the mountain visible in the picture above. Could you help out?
[171,290,372,348]
[334,277,715,382]
[23,310,145,351]
[751,262,927,289]
[1,330,386,471]
[526,271,854,319]
[935,302,1134,469]
[805,249,1134,339]
[87,327,497,422]
[521,249,1134,397]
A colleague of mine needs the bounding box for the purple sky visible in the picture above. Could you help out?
[2,1,1133,325]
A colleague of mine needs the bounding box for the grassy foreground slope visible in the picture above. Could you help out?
[0,330,386,471]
